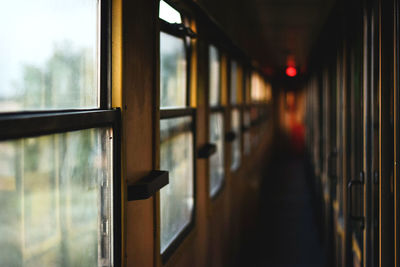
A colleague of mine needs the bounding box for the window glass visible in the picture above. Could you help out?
[243,110,251,155]
[160,32,187,108]
[230,109,241,171]
[159,0,182,24]
[160,117,194,253]
[0,0,99,112]
[230,60,238,104]
[250,72,272,103]
[0,128,113,267]
[209,45,220,106]
[209,113,224,197]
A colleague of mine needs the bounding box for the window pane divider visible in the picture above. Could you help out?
[0,109,120,141]
[210,106,225,113]
[160,107,195,119]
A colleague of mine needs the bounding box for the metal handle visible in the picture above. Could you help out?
[241,126,250,133]
[225,131,237,142]
[198,143,217,158]
[127,170,169,201]
[347,172,364,228]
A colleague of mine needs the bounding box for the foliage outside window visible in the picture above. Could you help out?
[0,129,113,267]
[160,32,187,108]
[0,1,117,266]
[0,0,99,112]
[159,117,194,253]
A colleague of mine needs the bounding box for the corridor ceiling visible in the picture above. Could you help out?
[196,0,336,75]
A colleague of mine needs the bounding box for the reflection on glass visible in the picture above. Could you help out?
[230,60,238,104]
[159,0,182,24]
[209,45,221,106]
[209,113,224,197]
[160,117,194,253]
[160,32,187,108]
[0,128,113,267]
[0,0,99,112]
[243,110,251,155]
[230,109,241,171]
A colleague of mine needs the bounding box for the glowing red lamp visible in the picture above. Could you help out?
[286,66,297,77]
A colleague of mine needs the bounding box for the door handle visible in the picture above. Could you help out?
[348,171,365,229]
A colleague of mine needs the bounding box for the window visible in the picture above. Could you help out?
[250,72,272,103]
[209,45,221,106]
[230,109,241,171]
[0,129,114,266]
[230,59,241,171]
[249,71,272,148]
[209,45,225,197]
[230,60,238,104]
[242,71,251,156]
[0,0,99,112]
[243,110,251,155]
[160,32,187,108]
[160,117,194,253]
[159,0,195,257]
[209,113,224,197]
[0,1,120,266]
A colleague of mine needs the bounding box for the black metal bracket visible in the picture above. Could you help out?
[160,19,197,39]
[198,143,217,158]
[225,131,237,142]
[241,126,250,133]
[127,170,169,201]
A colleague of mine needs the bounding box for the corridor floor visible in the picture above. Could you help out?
[239,134,327,267]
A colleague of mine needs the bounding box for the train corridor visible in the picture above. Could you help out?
[238,132,326,267]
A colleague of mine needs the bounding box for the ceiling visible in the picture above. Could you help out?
[196,0,336,75]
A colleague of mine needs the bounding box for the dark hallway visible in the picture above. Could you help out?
[239,132,326,267]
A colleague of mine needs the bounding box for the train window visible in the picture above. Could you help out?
[159,117,194,253]
[230,60,238,104]
[209,45,221,107]
[0,1,120,266]
[159,0,195,257]
[159,0,182,24]
[243,110,251,155]
[0,128,114,266]
[230,60,241,171]
[160,32,187,108]
[209,113,224,197]
[251,72,271,103]
[209,45,225,197]
[230,109,241,171]
[0,0,99,112]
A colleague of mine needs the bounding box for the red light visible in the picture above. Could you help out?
[286,66,297,77]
